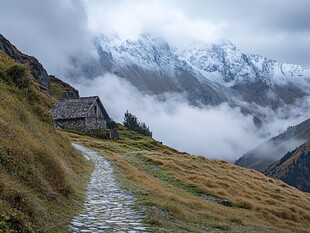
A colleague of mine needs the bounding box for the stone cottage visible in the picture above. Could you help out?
[51,96,110,132]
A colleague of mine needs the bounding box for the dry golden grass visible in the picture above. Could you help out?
[0,53,92,232]
[65,126,310,233]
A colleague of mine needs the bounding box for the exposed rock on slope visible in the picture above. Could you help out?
[0,34,79,99]
[235,118,310,171]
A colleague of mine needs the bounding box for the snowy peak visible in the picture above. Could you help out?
[95,33,183,79]
[177,40,246,83]
[96,33,310,85]
[178,39,310,86]
[85,33,310,107]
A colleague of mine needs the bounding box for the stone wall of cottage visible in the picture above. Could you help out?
[85,118,107,131]
[55,119,86,131]
[55,118,107,132]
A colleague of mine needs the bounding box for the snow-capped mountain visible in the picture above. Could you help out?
[94,33,225,105]
[178,40,310,85]
[72,33,310,108]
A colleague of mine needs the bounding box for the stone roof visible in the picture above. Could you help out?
[51,96,109,120]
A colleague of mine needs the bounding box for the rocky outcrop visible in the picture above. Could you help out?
[0,34,50,88]
[0,34,81,99]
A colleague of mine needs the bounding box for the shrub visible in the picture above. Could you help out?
[0,211,32,233]
[123,110,152,137]
[5,64,30,89]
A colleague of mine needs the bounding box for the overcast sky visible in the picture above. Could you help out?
[0,0,310,73]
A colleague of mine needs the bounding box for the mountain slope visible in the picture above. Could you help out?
[186,41,309,107]
[235,118,310,171]
[0,37,91,232]
[66,126,310,233]
[72,33,310,108]
[263,139,310,192]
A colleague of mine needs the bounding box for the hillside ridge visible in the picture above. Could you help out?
[235,117,310,171]
[263,139,310,192]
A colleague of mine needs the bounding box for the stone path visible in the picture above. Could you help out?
[69,143,149,233]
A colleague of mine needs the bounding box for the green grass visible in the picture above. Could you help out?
[49,81,64,100]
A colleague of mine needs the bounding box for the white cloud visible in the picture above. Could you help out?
[70,73,310,162]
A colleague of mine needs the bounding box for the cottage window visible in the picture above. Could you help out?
[94,105,97,117]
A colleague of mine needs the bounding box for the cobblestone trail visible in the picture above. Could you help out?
[69,143,149,233]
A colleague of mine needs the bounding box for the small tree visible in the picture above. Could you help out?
[123,110,152,137]
[5,64,30,89]
[123,110,139,131]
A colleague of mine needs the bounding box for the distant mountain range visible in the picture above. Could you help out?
[70,33,310,111]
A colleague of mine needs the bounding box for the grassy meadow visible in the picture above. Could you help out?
[64,126,310,233]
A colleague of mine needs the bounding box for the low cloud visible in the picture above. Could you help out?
[70,74,310,162]
[252,138,305,161]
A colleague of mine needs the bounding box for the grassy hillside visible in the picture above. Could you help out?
[64,127,310,233]
[0,51,92,232]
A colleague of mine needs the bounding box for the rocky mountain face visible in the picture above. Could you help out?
[235,118,310,171]
[263,139,310,192]
[93,34,225,105]
[0,33,50,88]
[0,34,78,98]
[73,33,310,108]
